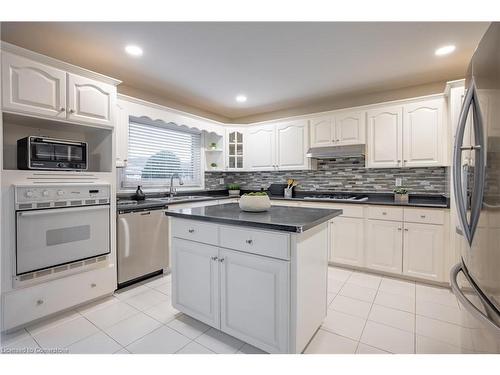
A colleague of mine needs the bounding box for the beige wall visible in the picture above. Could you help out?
[232,80,453,124]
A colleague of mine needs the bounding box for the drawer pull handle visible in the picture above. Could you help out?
[404,228,409,231]
[420,215,426,218]
[36,299,44,305]
[211,256,219,261]
[188,229,195,233]
[382,212,387,215]
[398,227,402,231]
[91,283,97,288]
[245,239,253,245]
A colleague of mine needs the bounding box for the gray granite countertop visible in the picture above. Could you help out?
[164,203,342,233]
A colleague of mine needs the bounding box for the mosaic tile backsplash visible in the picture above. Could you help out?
[205,157,449,195]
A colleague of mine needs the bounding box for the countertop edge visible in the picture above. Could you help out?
[164,209,342,233]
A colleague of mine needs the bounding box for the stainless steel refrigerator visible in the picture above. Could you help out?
[451,22,500,353]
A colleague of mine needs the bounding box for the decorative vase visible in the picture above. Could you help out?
[239,195,271,212]
[228,189,240,196]
[394,193,409,204]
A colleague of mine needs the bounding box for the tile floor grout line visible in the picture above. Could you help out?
[354,280,379,353]
[69,313,126,352]
[414,280,417,354]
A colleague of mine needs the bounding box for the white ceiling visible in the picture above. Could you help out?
[1,22,489,120]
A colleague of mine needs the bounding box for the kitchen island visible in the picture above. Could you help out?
[165,203,342,353]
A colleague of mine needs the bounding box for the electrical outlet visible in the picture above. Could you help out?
[219,178,224,185]
[395,177,402,187]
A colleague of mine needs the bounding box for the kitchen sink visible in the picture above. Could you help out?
[154,195,213,202]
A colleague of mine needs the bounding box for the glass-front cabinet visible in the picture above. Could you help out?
[226,128,245,170]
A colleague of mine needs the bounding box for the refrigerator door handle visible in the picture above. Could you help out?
[453,85,474,244]
[468,90,486,241]
[450,263,500,335]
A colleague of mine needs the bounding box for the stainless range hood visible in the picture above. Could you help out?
[306,144,365,159]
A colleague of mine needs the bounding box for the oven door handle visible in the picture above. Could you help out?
[17,204,109,216]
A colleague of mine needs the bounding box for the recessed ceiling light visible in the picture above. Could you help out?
[236,94,247,103]
[435,45,456,56]
[125,45,143,57]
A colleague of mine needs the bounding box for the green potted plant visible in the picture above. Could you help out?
[227,183,241,196]
[393,186,409,204]
[210,162,218,170]
[209,142,218,150]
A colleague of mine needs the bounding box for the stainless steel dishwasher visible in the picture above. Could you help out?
[117,204,168,287]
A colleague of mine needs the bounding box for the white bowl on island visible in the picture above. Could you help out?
[239,193,271,212]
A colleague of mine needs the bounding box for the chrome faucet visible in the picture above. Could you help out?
[169,173,184,197]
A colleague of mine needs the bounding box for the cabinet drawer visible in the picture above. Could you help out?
[171,218,218,245]
[366,206,403,221]
[404,208,445,225]
[300,202,363,218]
[220,226,290,260]
[2,266,115,330]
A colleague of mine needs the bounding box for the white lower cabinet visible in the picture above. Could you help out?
[171,238,220,327]
[219,248,289,353]
[402,222,444,281]
[330,217,364,267]
[365,219,403,275]
[170,218,329,353]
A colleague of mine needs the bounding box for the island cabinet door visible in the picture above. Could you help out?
[219,248,290,354]
[171,238,220,328]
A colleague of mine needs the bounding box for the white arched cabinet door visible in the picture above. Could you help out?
[335,111,366,145]
[68,73,116,127]
[366,106,403,168]
[1,52,66,118]
[246,124,276,170]
[276,120,309,170]
[309,116,334,147]
[403,98,444,167]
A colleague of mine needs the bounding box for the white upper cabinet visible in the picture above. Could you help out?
[276,120,309,170]
[2,52,66,119]
[67,74,116,127]
[1,49,118,128]
[310,116,334,147]
[226,128,245,170]
[246,124,276,170]
[366,105,403,168]
[403,98,444,167]
[310,111,365,148]
[335,110,366,145]
[246,121,311,171]
[115,101,129,167]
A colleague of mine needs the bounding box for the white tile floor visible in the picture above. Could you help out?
[0,266,482,354]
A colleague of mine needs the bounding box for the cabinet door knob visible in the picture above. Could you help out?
[219,258,225,263]
[404,228,409,231]
[420,215,426,218]
[36,299,44,305]
[188,228,195,233]
[211,256,218,261]
[382,212,387,215]
[69,109,75,114]
[398,227,402,231]
[90,283,97,288]
[60,107,65,112]
[245,239,253,244]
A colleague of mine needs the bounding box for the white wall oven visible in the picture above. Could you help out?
[14,184,111,275]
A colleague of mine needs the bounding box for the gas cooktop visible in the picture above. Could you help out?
[302,194,368,202]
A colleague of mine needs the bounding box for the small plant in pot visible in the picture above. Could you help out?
[210,162,218,170]
[227,183,241,196]
[393,187,409,204]
[209,142,217,150]
[239,191,271,212]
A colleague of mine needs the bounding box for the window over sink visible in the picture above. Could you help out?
[120,117,202,190]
